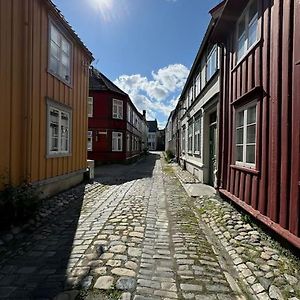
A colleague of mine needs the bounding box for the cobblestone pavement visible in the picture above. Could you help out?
[0,153,298,300]
[171,163,300,300]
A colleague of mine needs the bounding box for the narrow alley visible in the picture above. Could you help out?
[0,154,299,300]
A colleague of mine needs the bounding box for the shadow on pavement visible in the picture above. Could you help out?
[0,184,87,299]
[0,153,160,299]
[94,153,160,185]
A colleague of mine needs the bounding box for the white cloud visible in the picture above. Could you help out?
[114,64,189,125]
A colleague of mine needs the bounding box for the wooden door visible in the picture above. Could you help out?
[209,112,217,187]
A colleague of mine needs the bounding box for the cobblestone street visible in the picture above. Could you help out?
[0,153,299,300]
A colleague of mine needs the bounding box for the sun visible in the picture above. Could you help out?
[88,0,114,22]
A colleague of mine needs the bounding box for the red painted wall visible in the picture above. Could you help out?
[88,90,146,163]
[217,0,300,249]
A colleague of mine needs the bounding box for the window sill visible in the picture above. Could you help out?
[230,164,259,175]
[231,39,262,72]
[46,152,72,159]
[193,151,201,157]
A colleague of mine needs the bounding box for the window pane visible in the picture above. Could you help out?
[237,34,246,61]
[246,145,255,163]
[50,57,59,73]
[248,18,258,48]
[249,1,258,24]
[236,145,243,162]
[50,41,60,59]
[236,128,244,144]
[61,53,70,68]
[62,38,70,54]
[51,25,60,45]
[247,106,256,124]
[60,112,69,152]
[236,111,244,127]
[238,19,246,39]
[247,124,256,143]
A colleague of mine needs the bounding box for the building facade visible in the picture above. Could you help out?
[179,11,223,186]
[0,0,93,197]
[88,68,148,164]
[147,120,159,151]
[213,0,300,248]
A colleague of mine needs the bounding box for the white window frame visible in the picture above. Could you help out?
[88,97,93,117]
[188,122,193,153]
[112,131,123,152]
[181,126,186,153]
[48,20,72,84]
[194,116,201,156]
[195,73,201,98]
[112,99,123,120]
[87,130,93,151]
[206,46,218,81]
[47,99,71,157]
[235,102,257,168]
[236,0,259,63]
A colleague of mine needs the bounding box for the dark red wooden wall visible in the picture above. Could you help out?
[217,0,300,248]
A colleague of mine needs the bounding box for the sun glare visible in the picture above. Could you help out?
[88,0,116,22]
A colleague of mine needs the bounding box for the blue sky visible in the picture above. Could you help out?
[53,0,221,128]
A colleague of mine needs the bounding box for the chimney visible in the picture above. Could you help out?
[143,110,146,118]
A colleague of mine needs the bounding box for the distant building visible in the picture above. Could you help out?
[88,68,148,164]
[157,130,165,151]
[147,120,158,150]
[0,0,93,197]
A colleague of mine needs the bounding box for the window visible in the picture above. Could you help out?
[235,104,257,166]
[195,73,201,97]
[112,132,123,151]
[87,131,93,151]
[189,86,193,105]
[49,22,72,84]
[113,99,123,119]
[127,133,130,152]
[194,116,201,156]
[182,126,186,153]
[88,97,93,117]
[206,46,217,81]
[188,122,193,152]
[236,0,258,62]
[127,104,131,122]
[47,101,71,156]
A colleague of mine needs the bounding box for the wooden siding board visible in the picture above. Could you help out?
[279,0,293,229]
[258,0,271,216]
[0,0,12,186]
[268,0,282,223]
[31,0,41,182]
[39,6,47,181]
[239,172,245,201]
[290,0,300,236]
[10,0,24,186]
[234,170,240,197]
[245,174,252,205]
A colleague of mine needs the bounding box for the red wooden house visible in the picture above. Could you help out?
[212,0,300,248]
[88,68,148,164]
